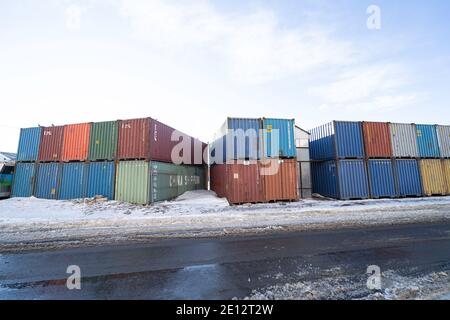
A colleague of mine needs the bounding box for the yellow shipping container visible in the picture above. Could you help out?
[419,160,447,196]
[442,160,450,195]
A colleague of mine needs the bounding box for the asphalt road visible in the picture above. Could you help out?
[1,222,450,299]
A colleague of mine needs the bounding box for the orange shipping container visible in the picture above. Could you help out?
[61,123,91,162]
[362,122,393,158]
[261,159,298,202]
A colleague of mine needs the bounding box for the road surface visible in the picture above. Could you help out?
[1,222,450,299]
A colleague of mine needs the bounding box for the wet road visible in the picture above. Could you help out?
[1,222,450,299]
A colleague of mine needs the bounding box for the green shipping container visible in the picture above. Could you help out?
[115,161,206,205]
[88,121,118,161]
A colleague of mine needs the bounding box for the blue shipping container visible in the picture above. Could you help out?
[12,163,37,197]
[262,118,296,158]
[367,160,396,198]
[16,127,42,162]
[35,163,59,200]
[87,162,115,199]
[212,118,261,162]
[59,163,88,200]
[415,124,440,158]
[312,160,369,200]
[393,159,423,197]
[310,121,365,160]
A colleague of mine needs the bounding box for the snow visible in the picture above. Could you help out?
[1,191,450,251]
[243,269,450,300]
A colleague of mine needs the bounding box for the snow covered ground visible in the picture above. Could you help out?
[1,191,450,251]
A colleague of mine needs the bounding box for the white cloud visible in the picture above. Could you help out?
[65,4,83,30]
[116,0,355,84]
[309,64,418,112]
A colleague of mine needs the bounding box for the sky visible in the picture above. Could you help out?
[1,0,450,152]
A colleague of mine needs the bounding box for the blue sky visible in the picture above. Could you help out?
[1,0,450,151]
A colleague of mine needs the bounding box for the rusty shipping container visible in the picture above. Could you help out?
[117,118,150,160]
[38,126,64,162]
[61,123,91,162]
[261,159,298,202]
[419,160,447,196]
[362,122,392,158]
[210,161,264,204]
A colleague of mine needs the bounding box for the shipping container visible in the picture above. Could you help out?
[436,125,450,158]
[415,124,440,158]
[0,174,13,198]
[88,121,118,161]
[310,121,365,160]
[262,159,298,201]
[393,159,423,197]
[115,160,150,205]
[367,160,396,198]
[61,123,91,162]
[261,118,296,158]
[441,160,450,195]
[149,162,206,202]
[419,160,446,196]
[35,163,60,199]
[117,118,150,160]
[58,163,88,200]
[149,119,201,165]
[11,163,37,197]
[312,160,369,200]
[211,118,261,163]
[38,126,64,162]
[362,122,392,158]
[16,127,42,162]
[389,123,419,158]
[86,162,116,200]
[210,161,264,204]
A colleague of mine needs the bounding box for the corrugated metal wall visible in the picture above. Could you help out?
[61,123,91,162]
[419,160,446,196]
[311,160,338,198]
[362,122,392,158]
[415,124,440,158]
[115,161,150,205]
[337,160,369,200]
[224,118,261,161]
[262,118,296,158]
[11,163,37,197]
[390,123,419,158]
[17,127,42,162]
[86,162,116,200]
[35,163,60,199]
[262,159,298,201]
[117,118,150,160]
[437,126,450,158]
[58,163,88,200]
[367,160,396,198]
[310,121,364,160]
[88,121,118,161]
[38,126,64,162]
[393,159,423,197]
[441,160,450,195]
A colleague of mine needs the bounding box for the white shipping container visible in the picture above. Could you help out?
[389,123,419,158]
[437,125,450,158]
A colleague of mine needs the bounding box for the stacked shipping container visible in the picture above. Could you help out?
[210,117,298,205]
[12,117,206,204]
[311,120,450,199]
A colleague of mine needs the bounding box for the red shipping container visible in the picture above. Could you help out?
[38,126,64,162]
[362,122,393,158]
[117,118,150,160]
[61,123,91,162]
[210,161,264,204]
[261,159,298,202]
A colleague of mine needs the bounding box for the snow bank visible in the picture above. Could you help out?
[1,191,450,249]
